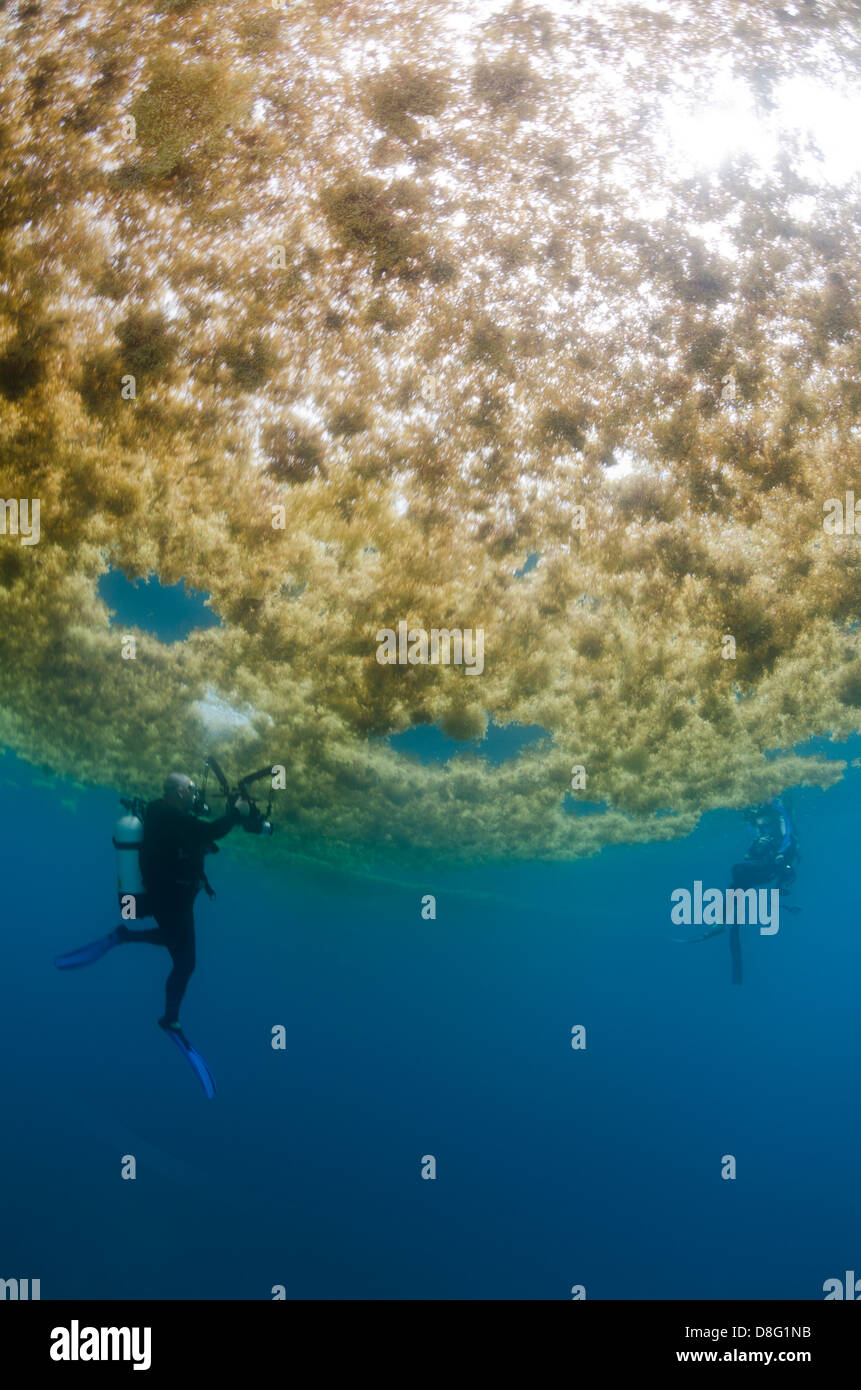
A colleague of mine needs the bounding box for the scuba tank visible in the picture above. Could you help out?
[112,798,148,918]
[771,796,798,887]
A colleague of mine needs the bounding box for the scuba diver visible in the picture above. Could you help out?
[56,759,275,1095]
[680,796,800,985]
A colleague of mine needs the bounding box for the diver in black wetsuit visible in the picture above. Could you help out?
[686,798,800,984]
[115,772,248,1034]
[55,770,250,1036]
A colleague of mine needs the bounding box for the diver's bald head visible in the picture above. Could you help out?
[163,771,194,808]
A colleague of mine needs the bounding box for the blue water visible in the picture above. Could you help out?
[1,578,859,1300]
[2,733,860,1300]
[387,719,548,763]
[98,569,221,641]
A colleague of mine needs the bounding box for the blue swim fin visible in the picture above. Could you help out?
[55,929,122,970]
[161,1024,216,1100]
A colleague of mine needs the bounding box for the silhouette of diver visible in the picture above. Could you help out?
[683,797,800,985]
[56,772,248,1034]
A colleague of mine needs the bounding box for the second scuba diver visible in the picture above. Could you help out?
[681,797,800,985]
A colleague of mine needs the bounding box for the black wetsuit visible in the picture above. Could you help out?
[122,799,239,1024]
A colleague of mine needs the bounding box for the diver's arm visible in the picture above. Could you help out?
[191,803,243,843]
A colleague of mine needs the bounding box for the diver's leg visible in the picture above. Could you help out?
[728,863,776,982]
[161,910,196,1027]
[729,922,742,984]
[115,925,167,945]
[56,913,172,968]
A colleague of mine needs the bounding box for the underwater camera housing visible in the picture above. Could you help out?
[241,800,273,836]
[203,756,275,836]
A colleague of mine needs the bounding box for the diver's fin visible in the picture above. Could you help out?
[55,929,122,970]
[674,926,727,944]
[160,1023,216,1099]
